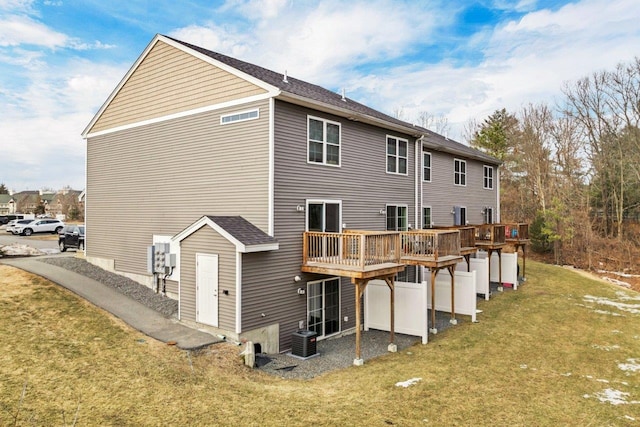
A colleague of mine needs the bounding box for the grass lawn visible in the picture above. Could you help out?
[1,260,639,426]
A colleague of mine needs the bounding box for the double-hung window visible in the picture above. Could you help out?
[386,136,408,175]
[386,205,408,231]
[454,159,466,186]
[308,116,341,166]
[423,151,432,182]
[422,207,432,229]
[484,207,494,224]
[483,165,494,189]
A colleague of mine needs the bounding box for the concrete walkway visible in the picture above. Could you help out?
[1,256,220,350]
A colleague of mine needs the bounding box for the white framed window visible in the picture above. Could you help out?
[454,159,466,186]
[453,206,467,226]
[307,277,341,338]
[220,108,259,124]
[422,206,432,229]
[423,151,432,182]
[308,116,341,166]
[484,207,494,224]
[483,165,494,189]
[386,205,408,231]
[386,136,408,175]
[306,200,341,233]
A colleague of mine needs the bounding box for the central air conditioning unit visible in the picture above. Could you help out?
[291,330,318,358]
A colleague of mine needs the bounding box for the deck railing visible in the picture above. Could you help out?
[505,223,529,240]
[401,229,461,260]
[433,226,476,248]
[473,224,506,245]
[303,231,401,269]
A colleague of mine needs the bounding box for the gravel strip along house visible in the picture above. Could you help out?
[82,34,501,360]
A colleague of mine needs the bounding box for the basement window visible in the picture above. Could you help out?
[220,108,259,124]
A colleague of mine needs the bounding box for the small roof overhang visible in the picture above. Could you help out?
[172,216,279,253]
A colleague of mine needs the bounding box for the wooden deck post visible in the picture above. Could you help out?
[430,268,437,334]
[384,276,396,347]
[353,278,369,366]
[448,265,457,324]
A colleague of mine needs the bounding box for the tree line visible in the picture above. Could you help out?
[467,58,640,270]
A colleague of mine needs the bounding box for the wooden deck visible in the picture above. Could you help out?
[302,229,465,275]
[301,261,406,279]
[505,223,530,244]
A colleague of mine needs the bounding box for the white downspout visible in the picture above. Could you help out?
[496,165,501,222]
[415,136,421,229]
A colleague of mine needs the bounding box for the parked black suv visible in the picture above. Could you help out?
[0,214,25,225]
[58,225,85,251]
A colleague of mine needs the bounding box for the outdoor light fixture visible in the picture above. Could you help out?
[379,208,386,215]
[296,205,304,212]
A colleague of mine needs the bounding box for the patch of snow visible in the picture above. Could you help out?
[0,244,45,256]
[624,415,636,421]
[561,373,572,377]
[520,364,528,369]
[604,277,631,288]
[583,295,640,315]
[596,379,610,383]
[588,389,631,405]
[593,309,624,317]
[592,344,620,351]
[395,377,422,388]
[618,359,640,373]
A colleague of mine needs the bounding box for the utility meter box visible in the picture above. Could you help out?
[147,243,173,274]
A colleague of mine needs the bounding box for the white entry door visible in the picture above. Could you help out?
[196,253,218,327]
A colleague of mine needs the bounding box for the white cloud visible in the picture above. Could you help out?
[0,14,68,48]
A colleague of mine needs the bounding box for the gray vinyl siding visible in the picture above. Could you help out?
[423,150,498,226]
[179,226,236,329]
[242,100,417,350]
[85,99,270,276]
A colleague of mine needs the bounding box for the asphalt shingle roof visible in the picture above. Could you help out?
[205,216,278,247]
[167,36,500,166]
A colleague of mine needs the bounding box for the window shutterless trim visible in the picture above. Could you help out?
[307,115,341,167]
[422,151,432,182]
[386,135,409,176]
[483,165,494,189]
[454,158,467,186]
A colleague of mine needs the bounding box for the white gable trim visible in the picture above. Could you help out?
[84,93,272,139]
[82,34,281,138]
[172,216,279,253]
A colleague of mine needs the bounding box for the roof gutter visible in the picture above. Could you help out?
[276,92,424,138]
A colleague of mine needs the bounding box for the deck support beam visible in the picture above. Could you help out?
[353,273,397,365]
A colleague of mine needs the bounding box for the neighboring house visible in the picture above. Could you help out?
[50,189,84,219]
[0,194,16,215]
[82,34,500,353]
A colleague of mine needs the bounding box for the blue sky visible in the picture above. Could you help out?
[1,0,639,191]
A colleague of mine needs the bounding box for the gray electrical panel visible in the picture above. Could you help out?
[147,243,174,274]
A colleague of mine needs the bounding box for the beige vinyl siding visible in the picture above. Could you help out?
[179,226,236,329]
[242,100,417,350]
[90,41,267,133]
[423,150,498,226]
[86,99,270,276]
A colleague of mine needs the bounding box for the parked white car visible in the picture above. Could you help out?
[13,219,65,236]
[6,219,34,234]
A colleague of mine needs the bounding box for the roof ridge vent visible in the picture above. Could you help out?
[283,70,288,83]
[341,88,346,102]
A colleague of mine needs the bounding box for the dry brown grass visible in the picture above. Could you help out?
[1,261,639,426]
